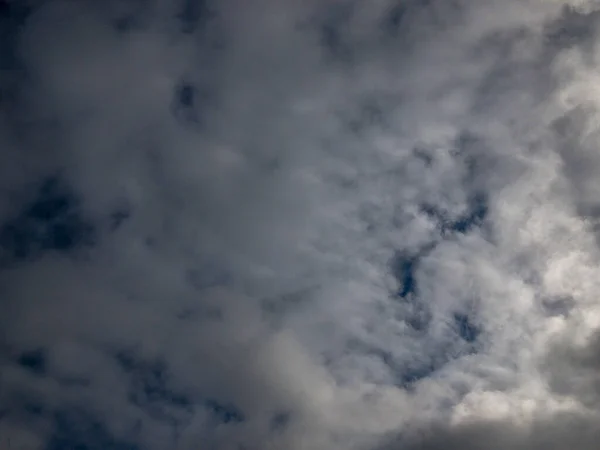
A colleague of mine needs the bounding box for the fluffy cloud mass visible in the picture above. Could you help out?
[2,0,600,449]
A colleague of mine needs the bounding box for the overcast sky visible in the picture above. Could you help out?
[2,0,600,449]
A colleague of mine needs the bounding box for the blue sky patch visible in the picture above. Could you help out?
[114,351,192,416]
[0,177,95,262]
[17,348,47,376]
[177,0,214,34]
[45,409,139,450]
[453,313,481,343]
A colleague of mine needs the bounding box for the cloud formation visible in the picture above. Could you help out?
[3,0,600,449]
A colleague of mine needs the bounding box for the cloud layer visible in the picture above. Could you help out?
[3,1,600,449]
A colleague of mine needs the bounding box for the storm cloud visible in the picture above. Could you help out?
[2,1,600,449]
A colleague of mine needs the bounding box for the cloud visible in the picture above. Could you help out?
[3,0,600,449]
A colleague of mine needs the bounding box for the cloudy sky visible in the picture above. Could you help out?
[3,0,600,449]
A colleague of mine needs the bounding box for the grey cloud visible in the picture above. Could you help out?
[379,412,600,450]
[3,1,600,449]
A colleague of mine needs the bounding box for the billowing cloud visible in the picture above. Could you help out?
[2,1,600,449]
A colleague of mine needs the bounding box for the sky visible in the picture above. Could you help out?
[2,0,600,449]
